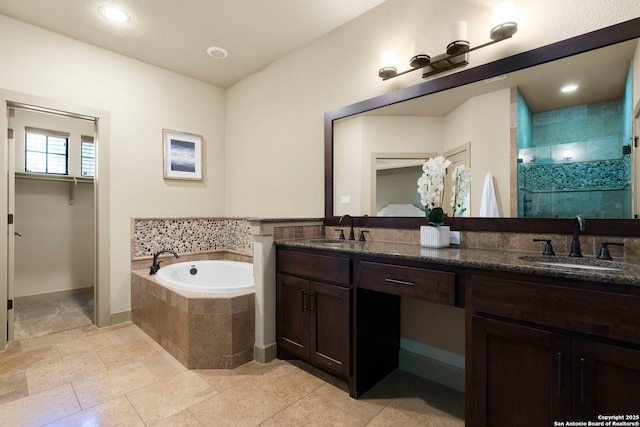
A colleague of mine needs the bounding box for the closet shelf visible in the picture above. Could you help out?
[15,172,94,184]
[15,172,93,205]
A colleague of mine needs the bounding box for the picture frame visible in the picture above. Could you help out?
[162,129,203,181]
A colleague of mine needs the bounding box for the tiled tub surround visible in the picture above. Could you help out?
[131,217,255,369]
[131,270,255,369]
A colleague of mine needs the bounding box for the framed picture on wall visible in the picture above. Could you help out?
[162,129,203,181]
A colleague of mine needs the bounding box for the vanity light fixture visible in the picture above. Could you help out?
[378,2,518,81]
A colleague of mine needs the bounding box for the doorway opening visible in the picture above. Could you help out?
[7,104,97,341]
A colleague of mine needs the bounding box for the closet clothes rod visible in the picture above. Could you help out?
[15,172,94,184]
[15,172,94,205]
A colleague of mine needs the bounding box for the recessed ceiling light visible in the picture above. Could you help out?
[206,47,229,59]
[561,84,579,93]
[99,6,130,23]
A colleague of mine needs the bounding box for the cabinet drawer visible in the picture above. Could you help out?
[277,250,351,286]
[470,274,640,345]
[357,261,455,305]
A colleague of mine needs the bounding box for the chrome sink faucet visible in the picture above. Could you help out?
[339,214,355,240]
[150,249,180,275]
[569,214,585,257]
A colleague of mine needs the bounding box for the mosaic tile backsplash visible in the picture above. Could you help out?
[132,218,252,259]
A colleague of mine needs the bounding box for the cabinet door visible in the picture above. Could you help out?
[470,316,572,427]
[276,273,309,357]
[572,339,640,419]
[309,281,350,377]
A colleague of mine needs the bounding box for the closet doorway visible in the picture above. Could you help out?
[8,105,96,340]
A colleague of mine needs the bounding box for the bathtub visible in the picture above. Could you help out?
[132,257,255,369]
[155,260,254,293]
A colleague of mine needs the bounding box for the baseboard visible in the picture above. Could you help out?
[110,310,131,325]
[399,348,465,392]
[15,286,93,304]
[254,342,277,364]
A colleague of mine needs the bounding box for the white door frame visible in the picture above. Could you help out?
[1,90,111,350]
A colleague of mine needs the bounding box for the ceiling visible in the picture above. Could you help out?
[0,0,386,88]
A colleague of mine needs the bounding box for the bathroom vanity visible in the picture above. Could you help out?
[275,239,640,425]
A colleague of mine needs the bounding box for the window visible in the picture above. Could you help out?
[81,136,95,177]
[25,128,69,175]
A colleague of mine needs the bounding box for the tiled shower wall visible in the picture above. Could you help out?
[131,217,253,269]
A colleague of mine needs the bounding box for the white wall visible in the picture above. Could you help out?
[225,0,640,217]
[468,89,511,216]
[11,109,95,297]
[0,15,226,316]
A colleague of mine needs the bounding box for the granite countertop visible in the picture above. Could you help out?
[276,239,640,287]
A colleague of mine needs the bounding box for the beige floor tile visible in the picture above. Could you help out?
[0,345,61,377]
[231,359,287,376]
[366,405,432,427]
[19,329,85,353]
[109,322,152,343]
[27,350,107,395]
[196,368,257,393]
[73,361,158,409]
[261,392,364,427]
[313,382,388,424]
[141,351,187,380]
[196,359,288,393]
[389,394,464,426]
[257,362,326,405]
[56,329,123,358]
[0,383,80,426]
[97,338,163,369]
[153,409,204,427]
[189,384,287,426]
[126,371,215,425]
[45,395,145,427]
[1,340,23,356]
[0,371,28,405]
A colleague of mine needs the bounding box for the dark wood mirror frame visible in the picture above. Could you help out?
[324,17,640,236]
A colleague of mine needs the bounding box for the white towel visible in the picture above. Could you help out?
[479,173,500,217]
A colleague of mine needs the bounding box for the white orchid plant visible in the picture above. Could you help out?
[417,156,471,225]
[417,156,451,226]
[451,164,471,217]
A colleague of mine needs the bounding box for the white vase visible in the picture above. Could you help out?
[420,225,450,248]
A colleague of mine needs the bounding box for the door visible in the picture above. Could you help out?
[1,103,8,350]
[7,109,15,341]
[276,273,309,357]
[572,339,640,419]
[309,281,350,376]
[470,316,572,426]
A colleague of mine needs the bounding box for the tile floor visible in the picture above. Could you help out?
[1,309,465,426]
[13,293,94,341]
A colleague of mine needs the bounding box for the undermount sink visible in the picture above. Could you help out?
[518,255,632,272]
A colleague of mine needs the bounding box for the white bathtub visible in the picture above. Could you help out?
[155,260,254,293]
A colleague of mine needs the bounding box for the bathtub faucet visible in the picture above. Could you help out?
[150,250,180,275]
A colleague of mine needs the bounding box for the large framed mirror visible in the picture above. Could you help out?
[325,17,640,236]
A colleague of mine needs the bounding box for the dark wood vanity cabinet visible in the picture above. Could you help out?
[467,271,640,426]
[276,249,351,378]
